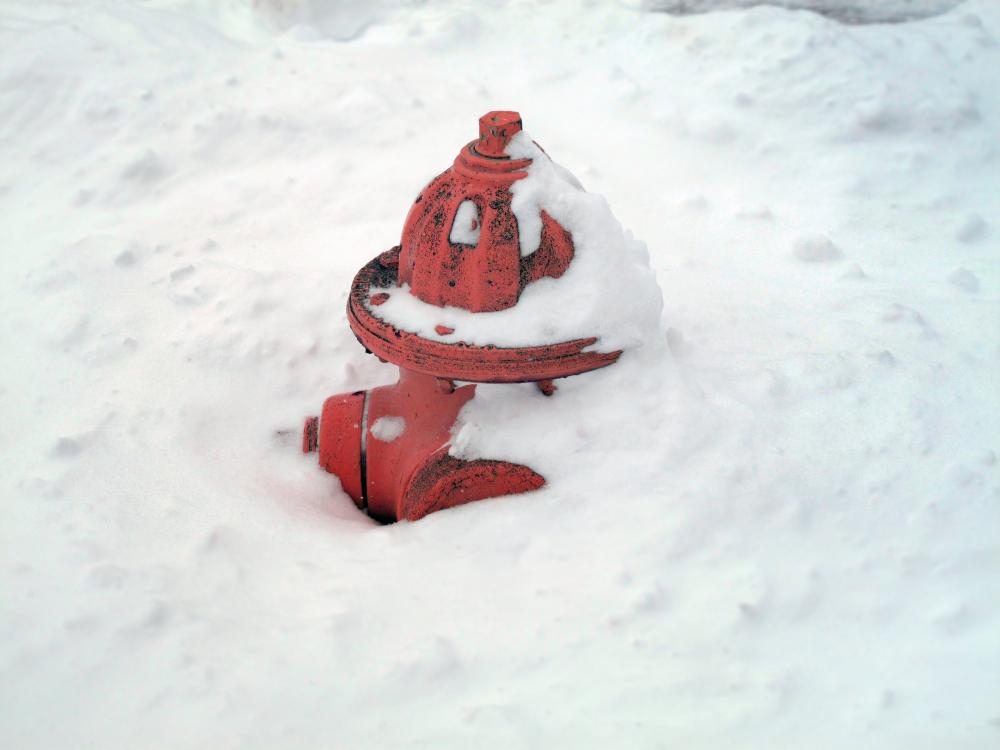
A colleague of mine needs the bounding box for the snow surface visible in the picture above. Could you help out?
[2,1,999,748]
[644,0,962,24]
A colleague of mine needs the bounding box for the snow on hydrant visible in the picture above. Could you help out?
[303,111,663,522]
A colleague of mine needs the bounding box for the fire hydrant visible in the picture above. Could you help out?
[303,111,621,522]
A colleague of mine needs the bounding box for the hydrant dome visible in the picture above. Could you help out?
[397,111,575,313]
[345,111,663,383]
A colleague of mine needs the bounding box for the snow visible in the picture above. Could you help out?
[948,267,981,293]
[644,0,963,24]
[448,199,481,246]
[370,415,406,443]
[2,0,999,748]
[956,212,989,243]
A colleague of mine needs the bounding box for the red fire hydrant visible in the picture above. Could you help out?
[303,111,621,522]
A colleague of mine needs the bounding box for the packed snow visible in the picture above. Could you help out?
[370,415,406,443]
[447,199,480,246]
[1,1,999,748]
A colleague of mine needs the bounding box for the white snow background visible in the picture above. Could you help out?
[1,0,999,748]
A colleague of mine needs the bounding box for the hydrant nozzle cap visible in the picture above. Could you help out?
[476,111,522,158]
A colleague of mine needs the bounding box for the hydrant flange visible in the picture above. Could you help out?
[347,250,622,383]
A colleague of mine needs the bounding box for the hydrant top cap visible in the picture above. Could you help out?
[476,110,522,158]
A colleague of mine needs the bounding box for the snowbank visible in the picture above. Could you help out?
[1,1,998,748]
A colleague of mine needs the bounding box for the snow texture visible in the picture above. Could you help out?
[370,415,406,443]
[1,1,999,748]
[644,0,962,24]
[792,233,842,262]
[448,199,481,246]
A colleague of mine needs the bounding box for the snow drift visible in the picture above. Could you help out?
[1,0,998,748]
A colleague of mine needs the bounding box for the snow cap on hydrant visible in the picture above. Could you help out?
[304,111,663,522]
